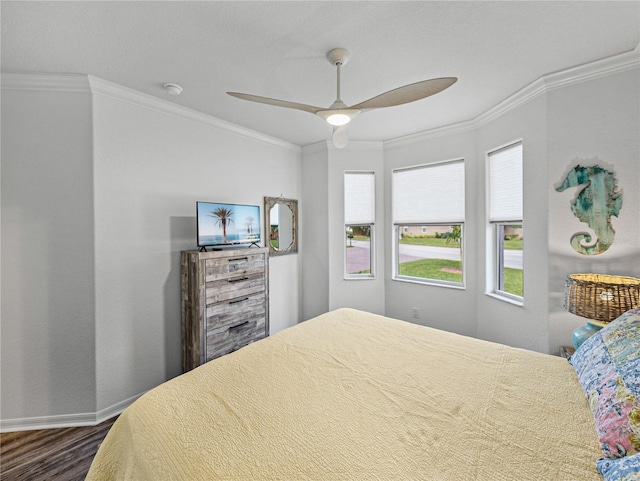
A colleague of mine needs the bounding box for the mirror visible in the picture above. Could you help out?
[264,197,298,256]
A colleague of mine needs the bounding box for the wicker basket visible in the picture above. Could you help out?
[564,274,640,323]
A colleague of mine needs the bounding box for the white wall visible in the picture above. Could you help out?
[1,74,302,428]
[547,67,640,353]
[301,144,330,320]
[475,95,549,352]
[2,50,638,429]
[383,129,479,338]
[91,79,302,412]
[1,77,97,422]
[380,55,638,354]
[301,142,386,320]
[328,143,385,315]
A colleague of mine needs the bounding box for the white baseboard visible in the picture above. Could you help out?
[94,391,145,425]
[0,392,144,433]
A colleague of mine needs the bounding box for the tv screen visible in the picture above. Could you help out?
[196,202,261,248]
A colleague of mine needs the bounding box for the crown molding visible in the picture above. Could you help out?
[384,119,476,148]
[1,72,91,92]
[329,140,385,151]
[302,140,330,155]
[1,72,300,153]
[477,47,639,128]
[87,76,300,152]
[302,139,384,155]
[3,45,638,152]
[387,46,640,147]
[543,44,639,93]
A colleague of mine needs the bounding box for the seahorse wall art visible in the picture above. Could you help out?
[556,163,623,255]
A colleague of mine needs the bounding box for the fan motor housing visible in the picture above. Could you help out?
[327,48,349,66]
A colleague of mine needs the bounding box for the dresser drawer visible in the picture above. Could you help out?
[205,315,266,361]
[204,253,265,282]
[206,292,266,332]
[205,271,265,304]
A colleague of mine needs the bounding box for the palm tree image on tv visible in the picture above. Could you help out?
[244,216,255,235]
[209,207,235,244]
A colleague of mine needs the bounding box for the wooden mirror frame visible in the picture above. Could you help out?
[264,197,298,257]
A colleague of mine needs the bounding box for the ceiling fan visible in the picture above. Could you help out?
[228,48,457,148]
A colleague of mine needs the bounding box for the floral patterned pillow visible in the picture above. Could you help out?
[568,307,640,459]
[597,453,640,481]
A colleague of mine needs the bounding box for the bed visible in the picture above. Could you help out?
[86,307,640,481]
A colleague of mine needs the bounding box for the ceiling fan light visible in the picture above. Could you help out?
[326,113,351,126]
[317,108,360,126]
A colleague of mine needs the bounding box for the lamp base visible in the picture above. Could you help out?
[572,321,605,350]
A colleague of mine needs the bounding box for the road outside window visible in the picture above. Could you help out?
[396,224,463,284]
[346,225,372,276]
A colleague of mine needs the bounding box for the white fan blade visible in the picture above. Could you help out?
[350,77,457,110]
[332,125,349,149]
[227,92,323,114]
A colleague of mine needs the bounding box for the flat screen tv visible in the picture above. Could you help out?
[196,201,261,249]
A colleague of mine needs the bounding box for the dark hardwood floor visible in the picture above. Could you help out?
[0,417,116,481]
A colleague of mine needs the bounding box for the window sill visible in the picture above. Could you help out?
[486,291,523,307]
[393,276,465,290]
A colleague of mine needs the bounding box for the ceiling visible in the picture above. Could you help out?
[2,1,639,147]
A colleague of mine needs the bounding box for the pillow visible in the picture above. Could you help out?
[597,453,640,481]
[568,307,640,459]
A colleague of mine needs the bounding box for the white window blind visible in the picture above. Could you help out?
[344,171,375,224]
[489,143,523,222]
[393,160,465,224]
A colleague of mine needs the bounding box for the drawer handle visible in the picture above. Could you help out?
[228,276,249,283]
[228,257,249,262]
[229,320,250,330]
[229,297,249,305]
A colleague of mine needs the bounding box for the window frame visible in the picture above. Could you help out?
[345,224,375,279]
[486,141,523,304]
[394,223,465,288]
[392,159,466,289]
[492,222,523,302]
[344,171,375,280]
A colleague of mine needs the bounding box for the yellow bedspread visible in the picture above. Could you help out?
[87,308,602,480]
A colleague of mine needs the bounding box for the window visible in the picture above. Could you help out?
[488,142,523,300]
[344,171,375,278]
[393,160,465,287]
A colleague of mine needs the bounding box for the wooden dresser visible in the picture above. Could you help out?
[181,248,269,372]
